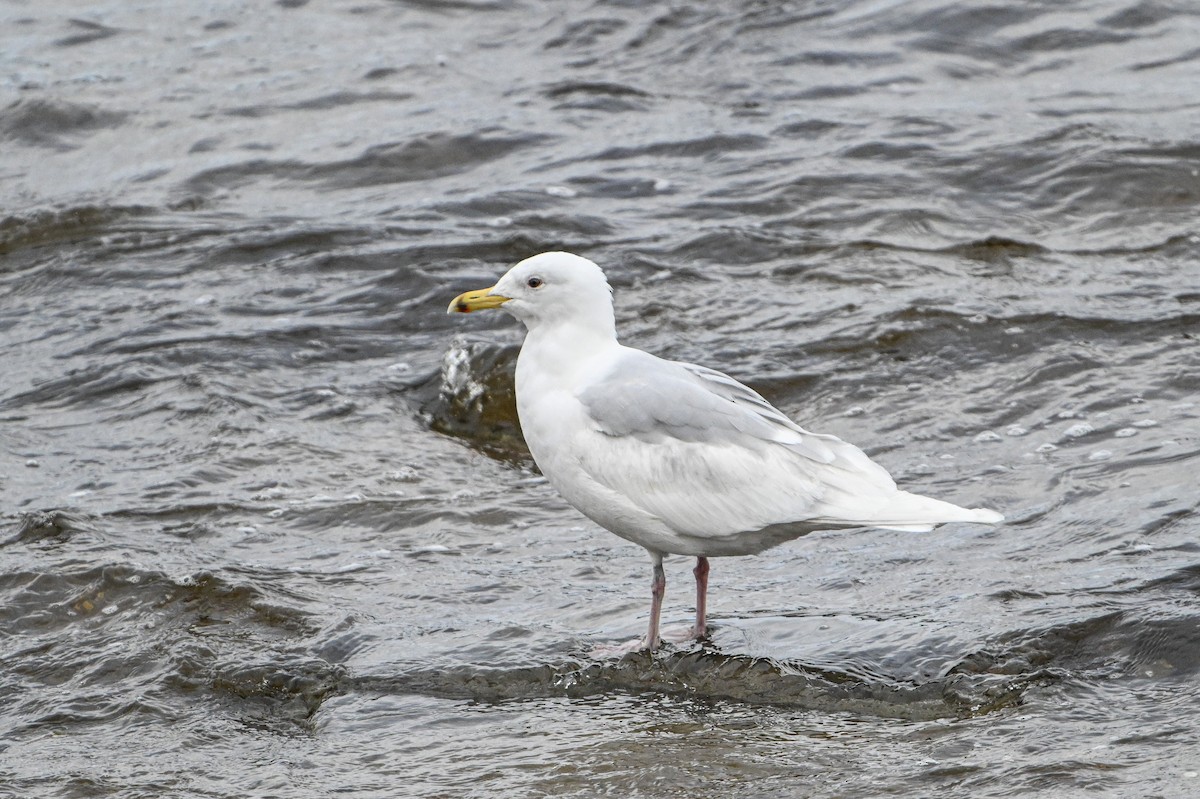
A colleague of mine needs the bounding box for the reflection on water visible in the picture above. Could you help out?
[2,0,1199,796]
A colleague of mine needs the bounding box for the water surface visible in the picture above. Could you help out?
[2,1,1199,796]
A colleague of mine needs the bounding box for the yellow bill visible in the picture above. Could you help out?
[447,287,511,314]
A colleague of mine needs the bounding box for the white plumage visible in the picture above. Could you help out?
[449,251,1002,650]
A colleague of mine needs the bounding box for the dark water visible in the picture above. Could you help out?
[2,0,1199,796]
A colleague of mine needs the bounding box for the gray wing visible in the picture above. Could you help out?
[574,348,902,540]
[581,353,850,459]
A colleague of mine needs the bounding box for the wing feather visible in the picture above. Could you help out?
[575,349,906,541]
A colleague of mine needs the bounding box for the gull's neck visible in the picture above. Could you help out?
[518,316,618,388]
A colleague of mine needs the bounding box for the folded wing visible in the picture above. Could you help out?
[576,349,1000,547]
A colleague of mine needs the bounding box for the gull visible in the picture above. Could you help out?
[448,252,1002,650]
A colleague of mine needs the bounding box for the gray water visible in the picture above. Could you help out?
[2,1,1199,796]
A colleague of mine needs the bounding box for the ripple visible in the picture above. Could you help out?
[182,130,552,197]
[0,99,128,151]
[351,647,1034,721]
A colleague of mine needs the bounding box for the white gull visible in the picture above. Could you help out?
[448,251,1002,650]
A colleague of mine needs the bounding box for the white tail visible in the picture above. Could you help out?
[855,490,1004,533]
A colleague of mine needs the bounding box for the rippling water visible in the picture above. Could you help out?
[3,1,1199,796]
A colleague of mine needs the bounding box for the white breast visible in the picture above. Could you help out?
[515,344,688,556]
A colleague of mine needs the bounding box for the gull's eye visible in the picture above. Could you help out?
[526,276,543,288]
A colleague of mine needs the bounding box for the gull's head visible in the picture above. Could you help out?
[447,251,615,337]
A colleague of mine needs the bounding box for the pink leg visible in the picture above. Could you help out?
[644,557,666,650]
[693,556,709,639]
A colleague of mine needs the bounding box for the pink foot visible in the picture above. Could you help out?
[662,624,706,644]
[589,624,708,658]
[589,637,655,658]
